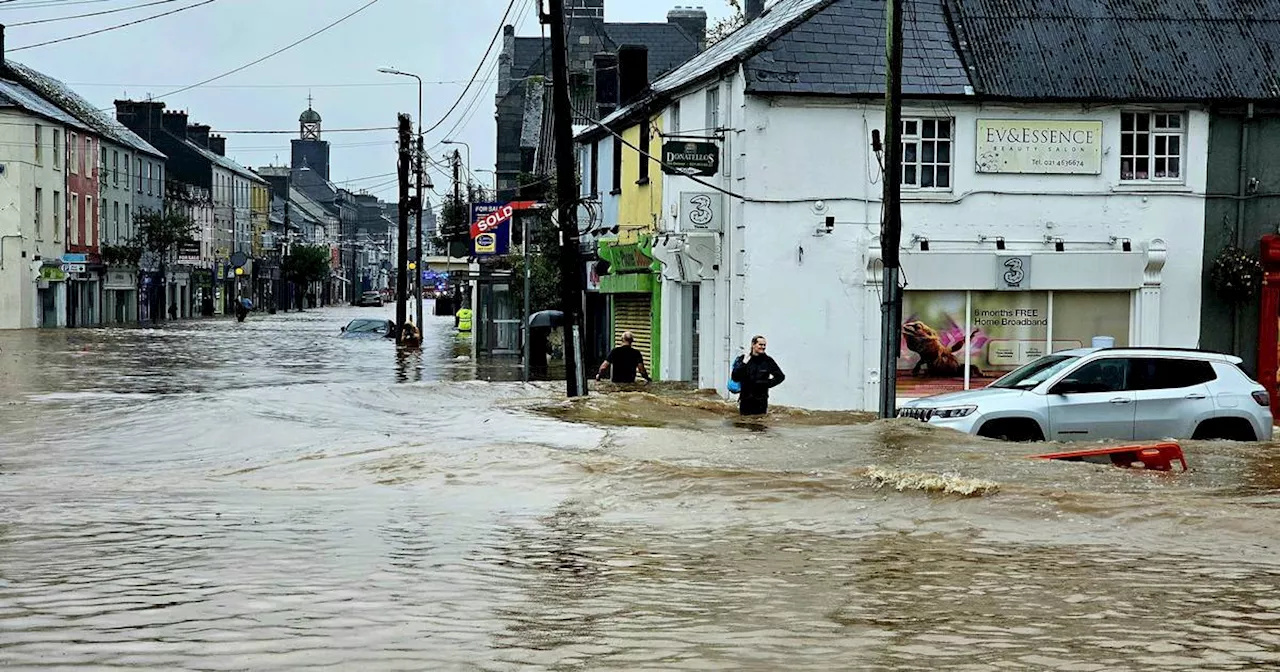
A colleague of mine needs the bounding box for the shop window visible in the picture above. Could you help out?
[896,290,1131,397]
[901,117,952,189]
[1121,111,1184,182]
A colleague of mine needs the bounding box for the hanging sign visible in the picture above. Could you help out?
[661,141,720,176]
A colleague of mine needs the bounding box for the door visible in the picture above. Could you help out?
[613,294,652,366]
[1047,358,1136,441]
[690,284,701,383]
[1129,357,1216,440]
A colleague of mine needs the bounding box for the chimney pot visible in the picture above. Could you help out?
[745,0,765,21]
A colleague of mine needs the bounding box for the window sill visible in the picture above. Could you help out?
[902,190,955,202]
[636,177,651,186]
[1111,182,1191,193]
[610,189,622,196]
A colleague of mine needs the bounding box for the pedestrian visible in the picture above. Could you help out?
[168,304,178,320]
[596,331,651,384]
[234,299,248,323]
[731,335,785,416]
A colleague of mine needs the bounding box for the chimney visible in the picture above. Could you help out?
[668,7,708,51]
[594,52,619,119]
[745,0,765,22]
[187,123,210,148]
[161,110,189,137]
[617,45,649,106]
[209,134,226,156]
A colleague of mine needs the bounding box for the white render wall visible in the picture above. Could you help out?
[0,110,67,329]
[659,90,1210,410]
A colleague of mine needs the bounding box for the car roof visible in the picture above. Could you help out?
[1065,346,1244,365]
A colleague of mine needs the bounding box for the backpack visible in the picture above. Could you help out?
[727,355,744,394]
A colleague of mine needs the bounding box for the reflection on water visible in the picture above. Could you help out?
[2,306,1280,669]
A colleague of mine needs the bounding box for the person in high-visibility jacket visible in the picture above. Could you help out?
[455,307,473,333]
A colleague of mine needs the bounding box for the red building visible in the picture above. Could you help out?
[63,129,103,326]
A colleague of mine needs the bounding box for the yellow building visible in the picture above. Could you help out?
[599,113,664,374]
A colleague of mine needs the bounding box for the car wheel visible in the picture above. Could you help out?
[1192,418,1258,442]
[977,419,1045,443]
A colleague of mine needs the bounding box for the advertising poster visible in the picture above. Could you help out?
[898,291,1049,397]
[1050,292,1130,350]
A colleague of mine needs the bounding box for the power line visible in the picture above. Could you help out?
[0,0,130,9]
[218,126,394,134]
[11,0,185,25]
[10,0,218,51]
[422,0,518,135]
[150,0,383,100]
[66,79,492,89]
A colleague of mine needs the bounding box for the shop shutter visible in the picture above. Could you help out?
[613,295,653,364]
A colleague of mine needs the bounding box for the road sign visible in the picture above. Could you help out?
[230,251,249,268]
[60,263,86,273]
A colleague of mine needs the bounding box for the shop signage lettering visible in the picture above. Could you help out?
[996,255,1032,291]
[601,241,654,274]
[178,240,201,259]
[680,192,724,233]
[661,141,720,177]
[470,202,513,257]
[976,120,1103,175]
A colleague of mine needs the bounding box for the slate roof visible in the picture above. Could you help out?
[4,60,166,159]
[0,79,94,133]
[745,0,970,96]
[603,23,700,76]
[945,0,1280,101]
[185,139,267,184]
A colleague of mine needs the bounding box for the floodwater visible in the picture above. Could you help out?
[2,305,1280,670]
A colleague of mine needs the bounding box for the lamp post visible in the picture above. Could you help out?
[379,66,425,327]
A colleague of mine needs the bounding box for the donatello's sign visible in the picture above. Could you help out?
[661,141,720,177]
[976,119,1103,175]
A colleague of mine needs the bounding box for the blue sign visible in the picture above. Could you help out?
[470,202,512,257]
[62,253,87,264]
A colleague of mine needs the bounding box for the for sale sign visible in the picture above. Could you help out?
[470,202,513,256]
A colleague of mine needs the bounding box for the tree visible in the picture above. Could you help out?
[433,184,493,258]
[708,0,745,45]
[501,173,563,313]
[282,245,332,286]
[134,208,197,263]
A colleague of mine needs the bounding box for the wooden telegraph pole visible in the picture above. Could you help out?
[546,0,589,397]
[396,113,411,334]
[879,0,905,419]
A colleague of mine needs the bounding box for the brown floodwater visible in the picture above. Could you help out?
[2,304,1280,670]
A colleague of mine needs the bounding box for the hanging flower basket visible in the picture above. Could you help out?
[1209,245,1264,301]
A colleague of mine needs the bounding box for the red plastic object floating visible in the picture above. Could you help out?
[1031,442,1188,473]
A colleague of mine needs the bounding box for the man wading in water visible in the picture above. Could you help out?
[731,335,786,416]
[596,331,651,384]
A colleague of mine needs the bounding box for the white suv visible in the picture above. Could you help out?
[898,348,1273,442]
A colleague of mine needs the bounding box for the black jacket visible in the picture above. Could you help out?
[731,354,785,398]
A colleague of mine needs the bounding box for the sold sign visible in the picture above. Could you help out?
[470,204,515,239]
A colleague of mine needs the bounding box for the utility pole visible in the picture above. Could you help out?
[522,212,531,383]
[452,149,463,316]
[415,136,425,328]
[879,0,905,419]
[396,113,411,335]
[546,0,589,398]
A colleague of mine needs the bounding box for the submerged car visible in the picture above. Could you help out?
[897,347,1273,443]
[359,291,384,307]
[340,318,395,338]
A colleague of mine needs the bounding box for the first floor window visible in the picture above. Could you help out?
[34,187,43,240]
[901,117,953,189]
[1121,111,1184,182]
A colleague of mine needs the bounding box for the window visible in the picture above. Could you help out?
[52,129,61,169]
[156,165,163,189]
[590,141,600,197]
[123,156,130,189]
[612,137,622,193]
[34,125,42,165]
[146,162,152,196]
[136,158,143,192]
[1055,359,1130,394]
[1121,112,1183,181]
[124,204,130,232]
[900,118,952,189]
[1129,358,1216,390]
[112,151,119,186]
[706,86,720,131]
[670,101,681,135]
[34,188,43,240]
[86,196,94,248]
[69,133,78,174]
[70,192,79,245]
[53,191,61,242]
[637,117,651,184]
[113,201,120,242]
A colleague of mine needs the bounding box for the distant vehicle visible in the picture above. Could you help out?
[340,318,395,338]
[359,291,384,307]
[897,348,1273,443]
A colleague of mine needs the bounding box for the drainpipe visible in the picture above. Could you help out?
[1234,102,1255,361]
[0,234,21,270]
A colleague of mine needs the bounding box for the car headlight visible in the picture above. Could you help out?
[932,405,977,419]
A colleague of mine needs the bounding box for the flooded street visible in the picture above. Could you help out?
[3,307,1280,670]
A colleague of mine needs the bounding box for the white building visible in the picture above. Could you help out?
[584,0,1235,411]
[0,79,87,329]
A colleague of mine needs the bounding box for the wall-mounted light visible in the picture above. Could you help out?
[825,216,835,233]
[1122,238,1132,252]
[871,129,883,154]
[995,236,1006,250]
[919,237,930,252]
[1054,238,1065,252]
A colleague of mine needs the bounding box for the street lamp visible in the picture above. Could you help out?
[379,66,426,327]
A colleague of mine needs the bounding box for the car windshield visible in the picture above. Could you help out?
[989,354,1080,390]
[346,319,388,334]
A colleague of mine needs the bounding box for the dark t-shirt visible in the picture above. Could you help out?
[606,345,644,383]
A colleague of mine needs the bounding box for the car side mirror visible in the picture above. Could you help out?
[1052,379,1087,395]
[340,326,346,332]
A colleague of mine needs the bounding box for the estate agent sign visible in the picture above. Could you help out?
[976,119,1103,175]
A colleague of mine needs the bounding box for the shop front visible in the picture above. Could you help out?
[875,241,1168,404]
[598,236,661,375]
[36,264,67,328]
[103,267,138,324]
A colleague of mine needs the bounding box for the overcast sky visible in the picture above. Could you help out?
[2,0,734,201]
